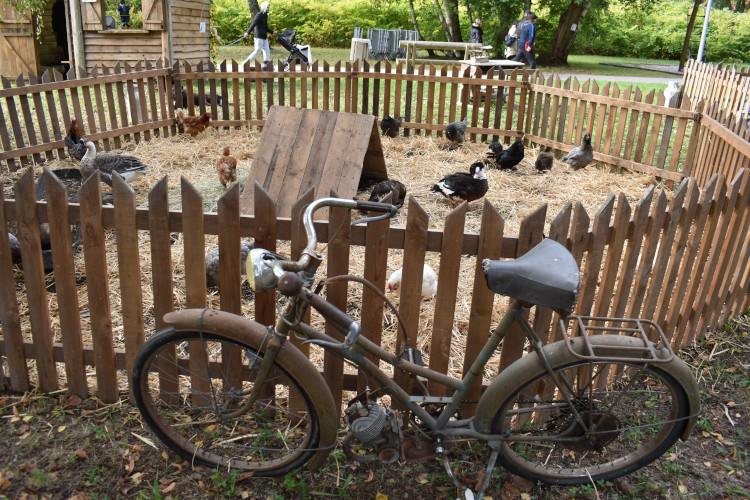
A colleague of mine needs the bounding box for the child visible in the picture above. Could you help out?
[117,0,131,28]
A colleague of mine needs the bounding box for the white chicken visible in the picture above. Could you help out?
[386,264,438,300]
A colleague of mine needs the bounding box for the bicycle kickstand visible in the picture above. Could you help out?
[437,439,500,500]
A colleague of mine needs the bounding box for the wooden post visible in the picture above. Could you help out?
[68,0,86,78]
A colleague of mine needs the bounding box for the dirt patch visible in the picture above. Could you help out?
[1,315,748,499]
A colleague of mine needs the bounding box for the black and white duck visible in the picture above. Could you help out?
[431,161,489,207]
[81,141,150,187]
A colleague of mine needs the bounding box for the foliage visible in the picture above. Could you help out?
[573,0,750,62]
[3,0,48,37]
[104,0,144,29]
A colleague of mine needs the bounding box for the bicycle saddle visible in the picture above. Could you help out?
[483,239,581,312]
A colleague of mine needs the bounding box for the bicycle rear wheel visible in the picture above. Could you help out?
[491,359,690,485]
[132,328,321,475]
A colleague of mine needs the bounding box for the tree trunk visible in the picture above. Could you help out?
[442,0,462,42]
[247,0,259,17]
[409,0,436,56]
[538,0,592,66]
[465,0,473,26]
[679,0,702,71]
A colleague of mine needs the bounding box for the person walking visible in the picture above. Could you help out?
[242,2,278,69]
[469,18,484,44]
[505,20,520,59]
[513,13,538,69]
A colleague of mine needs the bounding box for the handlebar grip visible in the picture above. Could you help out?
[355,200,398,217]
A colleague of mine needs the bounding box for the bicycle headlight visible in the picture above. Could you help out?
[248,248,281,291]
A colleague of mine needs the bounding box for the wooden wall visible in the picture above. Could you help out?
[170,0,210,68]
[82,30,163,72]
[0,3,38,78]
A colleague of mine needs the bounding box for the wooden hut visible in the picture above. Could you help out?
[0,0,210,79]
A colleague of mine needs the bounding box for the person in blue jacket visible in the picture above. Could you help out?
[242,2,278,68]
[117,0,131,28]
[513,13,538,69]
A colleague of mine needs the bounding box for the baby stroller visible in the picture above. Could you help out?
[276,29,312,71]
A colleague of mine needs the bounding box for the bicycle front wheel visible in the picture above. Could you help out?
[491,359,690,484]
[133,328,321,475]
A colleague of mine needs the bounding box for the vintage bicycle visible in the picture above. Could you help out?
[132,197,700,499]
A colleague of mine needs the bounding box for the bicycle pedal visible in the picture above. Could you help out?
[400,347,424,367]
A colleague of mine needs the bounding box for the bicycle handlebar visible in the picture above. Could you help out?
[280,197,397,273]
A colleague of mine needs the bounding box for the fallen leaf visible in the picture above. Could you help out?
[131,432,158,449]
[475,469,485,487]
[365,470,374,483]
[73,449,88,459]
[160,481,177,493]
[162,450,169,460]
[678,482,688,494]
[15,424,30,435]
[65,395,83,408]
[57,426,66,432]
[375,493,388,500]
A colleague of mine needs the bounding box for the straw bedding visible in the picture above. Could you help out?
[3,125,669,388]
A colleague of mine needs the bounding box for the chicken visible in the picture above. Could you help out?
[64,119,87,161]
[486,141,504,163]
[367,179,407,209]
[176,108,211,136]
[7,233,22,265]
[81,141,150,187]
[431,161,489,207]
[492,139,525,171]
[205,240,254,287]
[380,115,403,138]
[386,263,438,300]
[216,146,238,190]
[445,117,468,148]
[561,133,594,171]
[535,146,553,173]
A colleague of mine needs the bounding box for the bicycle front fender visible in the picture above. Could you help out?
[162,308,339,471]
[473,335,700,441]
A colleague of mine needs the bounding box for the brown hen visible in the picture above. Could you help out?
[216,146,238,190]
[176,109,211,136]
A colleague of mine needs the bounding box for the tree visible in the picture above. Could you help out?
[538,0,595,65]
[435,0,463,42]
[247,0,260,17]
[679,0,703,71]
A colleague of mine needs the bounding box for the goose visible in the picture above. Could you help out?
[81,141,150,186]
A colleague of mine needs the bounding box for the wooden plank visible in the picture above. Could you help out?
[585,81,598,142]
[101,66,122,149]
[612,86,632,166]
[13,169,57,391]
[392,196,429,400]
[383,60,391,118]
[42,168,87,397]
[90,67,112,150]
[403,63,413,137]
[16,76,43,165]
[622,87,642,161]
[323,61,330,112]
[555,78,570,146]
[427,202,467,395]
[27,74,55,162]
[79,173,118,402]
[425,64,435,137]
[542,202,573,345]
[601,83,620,161]
[114,63,132,143]
[156,63,170,137]
[252,183,277,327]
[415,65,425,137]
[574,79,589,143]
[357,194,391,392]
[334,61,341,112]
[462,199,503,414]
[645,92,665,166]
[447,64,457,127]
[498,203,547,374]
[218,184,242,315]
[577,194,615,315]
[145,62,160,137]
[111,173,145,403]
[323,190,350,407]
[633,90,654,164]
[0,187,29,390]
[0,98,15,170]
[593,194,631,318]
[2,76,28,166]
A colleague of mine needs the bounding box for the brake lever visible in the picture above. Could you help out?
[352,212,393,226]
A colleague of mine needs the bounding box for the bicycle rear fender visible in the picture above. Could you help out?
[473,335,700,441]
[162,308,339,471]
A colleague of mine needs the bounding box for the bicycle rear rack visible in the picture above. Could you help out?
[560,315,675,364]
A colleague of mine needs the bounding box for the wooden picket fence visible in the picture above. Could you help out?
[1,165,749,403]
[1,58,750,403]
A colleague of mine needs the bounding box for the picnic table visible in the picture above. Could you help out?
[397,40,492,65]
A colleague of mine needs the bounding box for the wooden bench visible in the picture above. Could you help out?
[397,40,491,66]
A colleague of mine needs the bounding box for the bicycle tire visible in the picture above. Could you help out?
[133,327,321,475]
[490,358,690,485]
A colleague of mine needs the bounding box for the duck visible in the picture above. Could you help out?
[445,117,468,149]
[380,116,403,138]
[205,240,255,287]
[386,263,438,300]
[430,161,489,207]
[80,141,150,186]
[561,133,594,171]
[64,119,87,161]
[535,146,554,173]
[367,179,407,209]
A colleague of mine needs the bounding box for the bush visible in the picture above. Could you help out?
[573,0,750,62]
